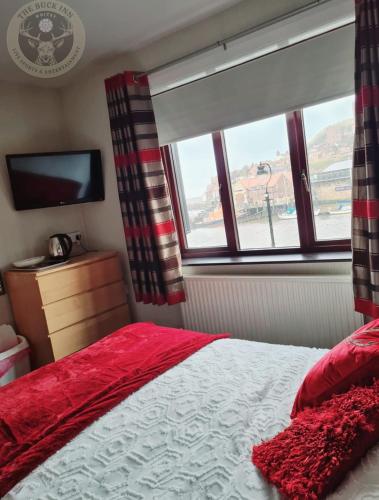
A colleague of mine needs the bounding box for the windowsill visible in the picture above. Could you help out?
[182,251,352,266]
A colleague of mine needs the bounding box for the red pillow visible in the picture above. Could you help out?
[253,380,379,499]
[291,319,379,418]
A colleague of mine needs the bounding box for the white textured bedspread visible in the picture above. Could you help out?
[6,339,379,499]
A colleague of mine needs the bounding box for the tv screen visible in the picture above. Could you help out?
[6,150,104,211]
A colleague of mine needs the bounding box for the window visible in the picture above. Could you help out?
[162,95,354,259]
[173,134,227,248]
[224,114,299,250]
[303,95,354,241]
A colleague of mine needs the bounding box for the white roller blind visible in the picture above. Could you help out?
[152,24,354,145]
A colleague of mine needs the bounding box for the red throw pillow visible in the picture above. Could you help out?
[291,319,379,418]
[252,380,379,499]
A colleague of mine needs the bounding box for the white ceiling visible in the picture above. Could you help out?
[0,0,240,87]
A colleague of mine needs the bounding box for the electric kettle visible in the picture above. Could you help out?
[48,234,73,260]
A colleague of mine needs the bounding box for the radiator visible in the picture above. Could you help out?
[181,275,363,348]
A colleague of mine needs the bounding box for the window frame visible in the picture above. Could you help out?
[162,108,351,260]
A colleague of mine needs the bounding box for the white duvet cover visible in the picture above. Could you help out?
[6,339,379,499]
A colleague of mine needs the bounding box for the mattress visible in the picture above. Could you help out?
[6,338,379,499]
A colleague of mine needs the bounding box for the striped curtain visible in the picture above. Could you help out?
[353,0,379,317]
[105,71,185,306]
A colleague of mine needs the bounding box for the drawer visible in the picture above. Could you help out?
[44,281,126,333]
[49,304,129,360]
[37,256,122,304]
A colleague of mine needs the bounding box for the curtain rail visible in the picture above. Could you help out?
[140,0,338,78]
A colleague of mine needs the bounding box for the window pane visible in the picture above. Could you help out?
[174,134,227,248]
[303,95,354,240]
[224,114,300,250]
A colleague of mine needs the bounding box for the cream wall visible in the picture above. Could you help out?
[0,81,86,324]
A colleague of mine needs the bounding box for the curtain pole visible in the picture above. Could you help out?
[139,0,338,79]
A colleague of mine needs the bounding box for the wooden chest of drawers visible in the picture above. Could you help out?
[5,251,129,368]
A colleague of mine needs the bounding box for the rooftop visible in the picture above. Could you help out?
[323,159,351,173]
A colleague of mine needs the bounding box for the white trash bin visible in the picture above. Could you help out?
[0,335,31,386]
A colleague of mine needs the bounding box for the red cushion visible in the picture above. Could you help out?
[291,319,379,418]
[252,380,379,499]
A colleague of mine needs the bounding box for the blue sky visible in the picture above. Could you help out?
[176,94,354,198]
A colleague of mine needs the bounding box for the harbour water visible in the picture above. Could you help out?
[186,213,351,249]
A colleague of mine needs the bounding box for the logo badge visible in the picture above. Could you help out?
[7,1,85,78]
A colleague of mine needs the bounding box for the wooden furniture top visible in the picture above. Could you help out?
[10,251,118,278]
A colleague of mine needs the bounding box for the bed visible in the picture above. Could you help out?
[4,329,379,499]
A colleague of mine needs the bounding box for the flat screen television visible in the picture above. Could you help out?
[6,150,104,211]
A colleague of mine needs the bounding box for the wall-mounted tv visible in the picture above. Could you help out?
[6,150,104,211]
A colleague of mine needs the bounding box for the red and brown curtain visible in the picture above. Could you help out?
[353,0,379,317]
[105,72,185,305]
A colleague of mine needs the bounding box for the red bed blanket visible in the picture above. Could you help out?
[0,322,228,496]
